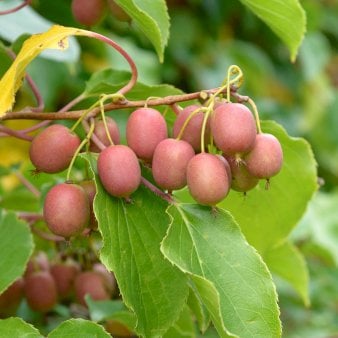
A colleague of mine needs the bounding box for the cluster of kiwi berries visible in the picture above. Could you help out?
[0,252,133,336]
[28,98,283,239]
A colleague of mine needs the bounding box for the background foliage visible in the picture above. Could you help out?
[0,0,337,337]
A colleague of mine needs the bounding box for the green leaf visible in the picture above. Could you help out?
[161,204,281,338]
[48,319,110,338]
[238,0,306,61]
[83,154,189,337]
[187,286,210,333]
[0,317,42,338]
[163,305,195,338]
[114,0,170,62]
[264,241,310,306]
[84,69,182,98]
[220,120,318,254]
[0,210,34,294]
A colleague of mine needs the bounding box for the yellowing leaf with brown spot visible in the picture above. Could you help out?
[0,25,90,117]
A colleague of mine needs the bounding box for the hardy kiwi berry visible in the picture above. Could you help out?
[97,145,141,198]
[211,103,257,156]
[152,138,195,191]
[186,153,230,205]
[126,107,167,161]
[71,0,106,26]
[90,117,120,152]
[172,104,210,152]
[79,180,97,229]
[74,271,110,306]
[245,133,283,179]
[24,271,58,312]
[0,278,25,318]
[43,183,90,238]
[29,124,81,173]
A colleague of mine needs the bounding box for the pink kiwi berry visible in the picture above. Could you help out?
[71,0,106,26]
[43,182,90,238]
[126,107,167,161]
[90,117,120,152]
[244,133,283,179]
[186,153,230,205]
[211,103,257,156]
[0,278,25,318]
[226,156,259,192]
[24,271,58,312]
[152,138,195,191]
[29,124,81,173]
[97,145,141,198]
[172,104,210,152]
[79,180,98,229]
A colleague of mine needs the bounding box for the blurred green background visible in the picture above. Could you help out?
[0,0,338,336]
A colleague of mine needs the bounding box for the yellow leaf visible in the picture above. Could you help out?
[0,25,89,117]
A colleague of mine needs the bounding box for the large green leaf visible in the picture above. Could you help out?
[48,319,110,338]
[0,317,42,338]
[84,68,182,99]
[0,210,34,294]
[264,241,310,306]
[83,154,189,337]
[239,0,306,61]
[161,204,281,338]
[114,0,169,62]
[220,121,317,254]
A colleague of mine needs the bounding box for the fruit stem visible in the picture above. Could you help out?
[200,105,213,153]
[176,106,208,141]
[14,171,41,198]
[0,125,33,141]
[140,177,174,203]
[99,96,114,146]
[144,96,163,108]
[66,120,95,181]
[0,0,32,15]
[170,103,182,116]
[247,98,262,133]
[82,118,106,151]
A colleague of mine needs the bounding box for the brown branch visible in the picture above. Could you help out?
[1,86,239,121]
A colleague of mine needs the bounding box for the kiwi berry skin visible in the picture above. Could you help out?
[152,138,195,191]
[90,117,120,153]
[172,104,210,152]
[79,180,98,229]
[126,107,167,161]
[0,278,25,318]
[245,133,283,179]
[211,103,257,156]
[186,153,230,206]
[97,145,141,198]
[74,271,110,306]
[71,0,106,26]
[29,124,81,173]
[24,271,58,313]
[43,183,90,238]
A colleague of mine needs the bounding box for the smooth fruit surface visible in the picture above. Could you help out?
[187,153,230,205]
[24,271,57,312]
[0,278,25,318]
[80,180,98,229]
[90,117,120,152]
[74,271,110,306]
[211,103,257,156]
[98,145,141,197]
[29,124,81,173]
[172,104,210,152]
[126,107,167,161]
[71,0,106,26]
[43,183,90,238]
[152,138,195,191]
[245,133,283,179]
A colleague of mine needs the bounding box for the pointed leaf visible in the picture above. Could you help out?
[48,319,110,338]
[0,317,42,338]
[239,0,306,61]
[82,154,189,337]
[114,0,170,62]
[161,204,281,338]
[0,210,34,294]
[220,121,318,254]
[264,241,310,306]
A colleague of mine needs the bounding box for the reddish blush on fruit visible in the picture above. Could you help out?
[152,138,195,191]
[126,107,167,161]
[187,153,230,205]
[29,124,81,173]
[71,0,106,26]
[97,145,141,198]
[43,183,90,238]
[90,117,120,152]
